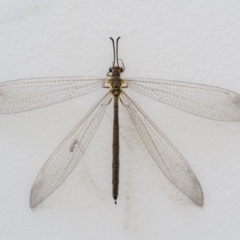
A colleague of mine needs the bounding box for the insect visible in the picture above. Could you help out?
[1,37,240,208]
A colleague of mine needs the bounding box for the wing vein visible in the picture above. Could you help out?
[0,77,105,113]
[127,78,240,121]
[30,92,112,208]
[121,91,203,205]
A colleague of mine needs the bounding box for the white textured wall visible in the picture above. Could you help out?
[1,1,240,239]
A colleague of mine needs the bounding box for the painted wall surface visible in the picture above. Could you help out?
[1,1,240,239]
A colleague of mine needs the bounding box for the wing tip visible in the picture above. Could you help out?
[194,196,204,207]
[29,188,42,209]
[189,185,204,207]
[30,201,36,209]
[29,195,38,209]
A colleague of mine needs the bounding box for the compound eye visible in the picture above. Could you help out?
[109,68,112,72]
[120,67,123,72]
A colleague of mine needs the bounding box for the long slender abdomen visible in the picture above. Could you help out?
[112,96,119,204]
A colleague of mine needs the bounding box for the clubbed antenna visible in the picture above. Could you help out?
[109,37,116,67]
[109,37,121,67]
[116,37,121,67]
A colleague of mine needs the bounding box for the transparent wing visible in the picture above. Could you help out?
[0,76,105,113]
[30,92,112,208]
[126,78,240,121]
[121,91,203,206]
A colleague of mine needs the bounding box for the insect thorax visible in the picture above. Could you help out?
[108,68,123,97]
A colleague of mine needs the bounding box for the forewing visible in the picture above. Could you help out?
[127,78,240,121]
[121,91,203,206]
[0,76,105,113]
[30,92,112,208]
